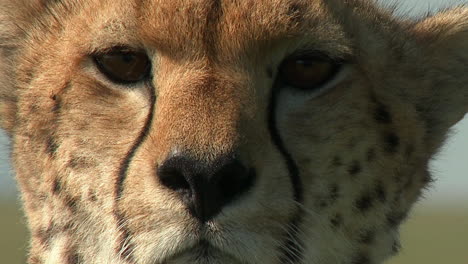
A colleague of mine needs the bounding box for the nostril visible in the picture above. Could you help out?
[215,161,256,203]
[157,154,256,222]
[158,166,191,193]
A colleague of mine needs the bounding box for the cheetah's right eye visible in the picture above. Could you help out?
[278,53,343,91]
[93,48,151,84]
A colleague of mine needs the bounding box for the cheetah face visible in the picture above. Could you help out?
[1,0,467,263]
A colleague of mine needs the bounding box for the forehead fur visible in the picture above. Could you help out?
[138,0,333,58]
[28,0,354,61]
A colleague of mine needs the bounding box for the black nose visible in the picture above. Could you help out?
[157,154,256,222]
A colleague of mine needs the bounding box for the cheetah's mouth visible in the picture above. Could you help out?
[165,239,245,264]
[158,217,303,264]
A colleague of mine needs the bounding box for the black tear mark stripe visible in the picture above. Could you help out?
[113,84,157,263]
[268,83,304,264]
[268,83,303,207]
[115,85,156,199]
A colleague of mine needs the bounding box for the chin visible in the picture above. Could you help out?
[163,241,243,264]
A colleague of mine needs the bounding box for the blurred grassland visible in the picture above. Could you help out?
[1,200,28,264]
[388,207,468,264]
[1,201,467,264]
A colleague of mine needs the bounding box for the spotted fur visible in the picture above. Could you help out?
[0,0,467,263]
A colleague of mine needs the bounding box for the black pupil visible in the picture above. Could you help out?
[94,49,150,84]
[279,55,338,90]
[297,59,312,67]
[121,54,135,63]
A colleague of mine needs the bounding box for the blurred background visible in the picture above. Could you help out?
[1,0,467,263]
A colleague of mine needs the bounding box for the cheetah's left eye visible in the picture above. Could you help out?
[93,48,151,84]
[278,54,342,90]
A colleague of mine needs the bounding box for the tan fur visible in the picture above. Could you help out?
[0,0,467,263]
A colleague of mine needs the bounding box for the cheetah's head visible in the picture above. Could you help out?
[0,0,467,263]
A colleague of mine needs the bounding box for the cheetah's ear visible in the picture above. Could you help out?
[411,7,468,131]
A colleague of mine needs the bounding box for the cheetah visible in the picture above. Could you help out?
[0,0,467,263]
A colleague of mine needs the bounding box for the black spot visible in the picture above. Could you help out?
[24,69,36,85]
[355,192,374,212]
[352,253,371,264]
[46,137,59,156]
[68,158,80,169]
[68,156,90,169]
[348,161,361,176]
[62,222,74,232]
[52,178,62,194]
[65,196,78,212]
[287,3,304,23]
[288,3,301,14]
[319,201,328,208]
[35,226,54,247]
[383,132,400,154]
[52,98,61,113]
[67,251,83,264]
[315,197,329,209]
[386,211,407,228]
[0,43,18,58]
[366,148,376,162]
[374,103,392,123]
[332,156,342,167]
[35,223,75,250]
[375,181,387,203]
[358,229,375,244]
[330,214,343,229]
[329,184,340,202]
[88,191,97,202]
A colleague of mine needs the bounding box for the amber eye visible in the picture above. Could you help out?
[279,54,342,90]
[93,48,151,84]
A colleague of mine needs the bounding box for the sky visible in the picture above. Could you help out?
[0,0,467,209]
